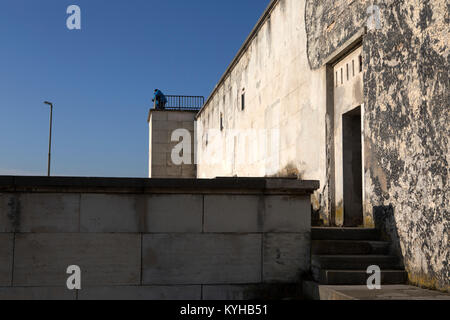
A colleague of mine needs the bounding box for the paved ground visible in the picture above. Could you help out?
[303,282,450,300]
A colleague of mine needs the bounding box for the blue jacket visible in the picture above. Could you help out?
[153,90,167,104]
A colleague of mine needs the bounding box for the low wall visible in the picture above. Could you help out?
[0,176,318,300]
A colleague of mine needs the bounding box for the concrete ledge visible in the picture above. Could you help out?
[147,109,198,123]
[0,176,319,195]
[303,282,450,300]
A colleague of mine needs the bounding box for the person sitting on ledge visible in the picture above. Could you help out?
[152,89,168,110]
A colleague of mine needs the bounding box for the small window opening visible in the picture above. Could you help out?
[241,92,245,111]
[336,72,338,87]
[220,113,224,131]
[359,55,363,73]
[341,68,343,84]
[346,63,349,81]
[352,60,355,77]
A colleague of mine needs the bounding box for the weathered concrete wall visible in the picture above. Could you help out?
[306,0,449,292]
[196,0,328,219]
[148,110,197,178]
[0,176,318,300]
[195,0,448,291]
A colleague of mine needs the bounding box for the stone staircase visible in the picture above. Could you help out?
[311,228,408,285]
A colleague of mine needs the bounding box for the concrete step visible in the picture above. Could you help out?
[302,282,450,300]
[316,269,408,285]
[312,255,404,270]
[312,228,380,241]
[312,240,390,255]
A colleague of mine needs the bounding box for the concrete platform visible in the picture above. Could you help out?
[303,282,450,300]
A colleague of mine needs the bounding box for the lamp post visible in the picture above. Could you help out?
[44,101,53,176]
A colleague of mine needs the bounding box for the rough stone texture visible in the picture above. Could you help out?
[263,233,310,283]
[0,193,80,233]
[305,0,449,292]
[0,287,76,300]
[80,194,142,233]
[142,234,262,285]
[0,234,13,286]
[13,233,141,287]
[195,0,448,292]
[204,195,263,233]
[145,195,203,233]
[78,286,201,300]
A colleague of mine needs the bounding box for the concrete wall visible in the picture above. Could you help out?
[196,0,328,221]
[0,176,318,300]
[305,0,449,293]
[194,0,448,291]
[148,110,197,178]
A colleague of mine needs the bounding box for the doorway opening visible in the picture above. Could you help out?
[342,106,363,227]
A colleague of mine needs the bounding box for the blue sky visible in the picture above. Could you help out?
[0,0,270,177]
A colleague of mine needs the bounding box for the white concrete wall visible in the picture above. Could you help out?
[333,46,364,225]
[196,0,327,214]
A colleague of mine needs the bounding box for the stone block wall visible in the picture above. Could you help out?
[148,110,197,178]
[0,176,318,300]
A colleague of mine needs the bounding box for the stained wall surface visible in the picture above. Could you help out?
[196,0,328,219]
[306,0,449,293]
[195,0,449,291]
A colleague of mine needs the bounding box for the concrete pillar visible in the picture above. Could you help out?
[148,110,197,178]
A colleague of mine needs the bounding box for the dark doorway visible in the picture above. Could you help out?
[342,106,363,227]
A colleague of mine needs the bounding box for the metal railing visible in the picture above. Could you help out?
[154,95,205,111]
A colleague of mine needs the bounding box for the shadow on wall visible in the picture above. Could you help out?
[373,205,402,258]
[373,205,449,293]
[267,163,325,226]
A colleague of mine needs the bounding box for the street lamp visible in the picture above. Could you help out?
[44,101,53,177]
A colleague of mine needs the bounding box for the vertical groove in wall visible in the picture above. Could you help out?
[202,195,205,233]
[140,233,143,286]
[261,233,264,284]
[78,193,81,233]
[10,232,16,287]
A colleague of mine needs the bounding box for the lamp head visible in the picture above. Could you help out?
[44,101,53,106]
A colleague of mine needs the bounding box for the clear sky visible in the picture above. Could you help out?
[0,0,270,177]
